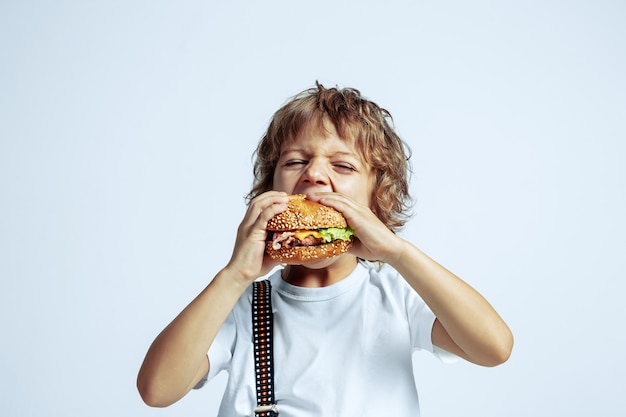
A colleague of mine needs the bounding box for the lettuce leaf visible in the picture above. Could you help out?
[318,227,355,242]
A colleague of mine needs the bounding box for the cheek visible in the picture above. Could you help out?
[361,174,378,209]
[360,170,377,196]
[338,176,376,207]
[272,171,291,193]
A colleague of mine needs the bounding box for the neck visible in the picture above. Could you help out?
[282,256,358,287]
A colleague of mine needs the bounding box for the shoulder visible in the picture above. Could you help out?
[361,261,432,317]
[360,261,410,292]
[358,261,419,306]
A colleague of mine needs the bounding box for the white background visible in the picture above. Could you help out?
[1,1,625,416]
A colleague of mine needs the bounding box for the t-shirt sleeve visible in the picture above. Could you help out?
[404,280,459,364]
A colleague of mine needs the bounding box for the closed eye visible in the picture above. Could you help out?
[284,160,307,167]
[334,163,357,172]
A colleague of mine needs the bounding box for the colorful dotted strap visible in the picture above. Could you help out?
[252,280,278,416]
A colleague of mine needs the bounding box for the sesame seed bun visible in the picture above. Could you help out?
[266,194,347,231]
[265,194,352,264]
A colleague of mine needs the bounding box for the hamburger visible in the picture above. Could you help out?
[266,194,355,264]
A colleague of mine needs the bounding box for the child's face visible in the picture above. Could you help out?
[273,120,376,207]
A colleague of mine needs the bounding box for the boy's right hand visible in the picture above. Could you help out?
[225,191,290,287]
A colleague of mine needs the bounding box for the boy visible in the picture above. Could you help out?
[137,82,513,416]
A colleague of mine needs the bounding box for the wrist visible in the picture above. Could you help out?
[382,237,412,267]
[216,265,255,293]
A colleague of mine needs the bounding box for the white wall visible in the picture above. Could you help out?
[1,1,624,416]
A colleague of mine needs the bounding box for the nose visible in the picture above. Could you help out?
[301,159,328,186]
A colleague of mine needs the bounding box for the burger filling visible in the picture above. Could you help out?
[270,227,355,250]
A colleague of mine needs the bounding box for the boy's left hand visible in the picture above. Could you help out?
[308,192,404,264]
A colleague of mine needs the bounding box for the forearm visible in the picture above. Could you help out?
[137,267,247,407]
[390,240,513,366]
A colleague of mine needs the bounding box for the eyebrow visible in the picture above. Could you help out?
[280,149,360,159]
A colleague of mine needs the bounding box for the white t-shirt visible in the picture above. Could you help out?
[200,261,454,417]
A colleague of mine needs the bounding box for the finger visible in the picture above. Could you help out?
[253,192,290,227]
[307,192,359,215]
[241,191,289,231]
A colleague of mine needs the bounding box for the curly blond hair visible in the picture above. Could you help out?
[247,82,413,232]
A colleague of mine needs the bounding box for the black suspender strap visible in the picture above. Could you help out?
[252,280,278,417]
